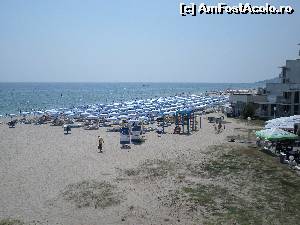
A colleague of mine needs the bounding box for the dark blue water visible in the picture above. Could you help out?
[0,82,258,115]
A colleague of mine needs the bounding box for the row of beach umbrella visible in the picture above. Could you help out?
[11,94,229,122]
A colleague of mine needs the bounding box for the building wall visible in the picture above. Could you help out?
[286,59,300,83]
[266,83,284,96]
[252,95,267,103]
[229,94,251,104]
[229,56,300,119]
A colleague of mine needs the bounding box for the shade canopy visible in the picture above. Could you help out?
[265,115,300,130]
[256,128,298,141]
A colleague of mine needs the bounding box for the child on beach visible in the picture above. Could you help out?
[98,136,104,153]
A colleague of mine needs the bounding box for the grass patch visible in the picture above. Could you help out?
[203,146,300,224]
[61,180,122,209]
[182,184,231,207]
[123,168,141,176]
[203,151,251,176]
[166,145,300,225]
[235,118,266,127]
[0,219,24,225]
[169,182,263,224]
[185,162,204,176]
[227,131,257,142]
[121,159,177,180]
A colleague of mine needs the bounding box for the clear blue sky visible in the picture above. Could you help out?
[0,0,299,83]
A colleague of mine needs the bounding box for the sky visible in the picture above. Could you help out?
[0,0,299,83]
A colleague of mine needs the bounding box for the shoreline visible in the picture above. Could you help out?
[0,83,257,116]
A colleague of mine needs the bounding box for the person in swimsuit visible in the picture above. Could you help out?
[98,136,104,153]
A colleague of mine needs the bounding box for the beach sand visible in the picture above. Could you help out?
[0,115,259,225]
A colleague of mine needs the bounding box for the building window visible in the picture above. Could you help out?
[295,91,299,103]
[262,104,268,111]
[271,104,276,115]
[284,92,291,100]
[294,105,299,115]
[284,105,290,113]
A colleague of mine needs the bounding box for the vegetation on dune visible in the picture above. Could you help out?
[0,219,24,225]
[172,146,300,225]
[61,180,122,209]
[121,159,178,180]
[118,139,300,224]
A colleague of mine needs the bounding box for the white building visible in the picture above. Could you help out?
[230,46,300,119]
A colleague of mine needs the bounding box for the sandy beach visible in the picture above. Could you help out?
[0,114,229,224]
[1,115,300,225]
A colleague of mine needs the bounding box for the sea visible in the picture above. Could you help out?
[0,82,260,115]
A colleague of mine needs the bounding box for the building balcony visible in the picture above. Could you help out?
[277,96,292,104]
[255,110,269,117]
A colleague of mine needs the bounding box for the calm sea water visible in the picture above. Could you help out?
[0,82,258,115]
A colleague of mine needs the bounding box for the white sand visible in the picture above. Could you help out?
[0,115,245,225]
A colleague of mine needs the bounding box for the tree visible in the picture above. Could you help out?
[242,103,255,119]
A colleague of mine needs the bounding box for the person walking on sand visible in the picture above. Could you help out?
[217,121,222,134]
[98,136,104,153]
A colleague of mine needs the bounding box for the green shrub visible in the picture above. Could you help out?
[242,103,255,119]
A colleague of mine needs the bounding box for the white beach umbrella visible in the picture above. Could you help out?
[65,111,73,115]
[86,115,98,120]
[35,111,44,115]
[76,110,84,114]
[128,113,137,118]
[81,112,90,117]
[107,116,118,121]
[139,116,149,121]
[118,115,129,120]
[128,119,139,124]
[109,112,119,116]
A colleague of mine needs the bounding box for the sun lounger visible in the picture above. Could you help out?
[295,165,300,171]
[67,123,82,128]
[207,117,215,123]
[84,125,99,130]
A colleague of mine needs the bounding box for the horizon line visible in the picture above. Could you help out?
[0,81,259,84]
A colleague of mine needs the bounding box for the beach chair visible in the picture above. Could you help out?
[207,117,215,123]
[63,125,71,134]
[7,120,17,128]
[173,126,181,134]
